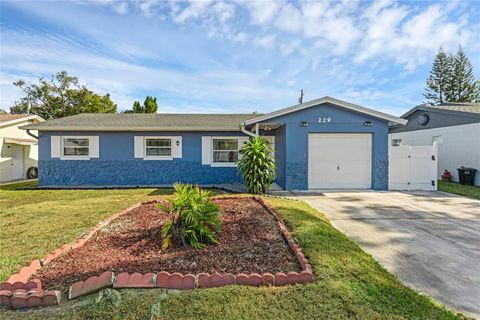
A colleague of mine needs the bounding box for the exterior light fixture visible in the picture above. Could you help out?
[299,121,309,127]
[176,140,180,146]
[364,121,373,127]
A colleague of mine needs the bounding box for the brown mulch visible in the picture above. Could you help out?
[33,197,301,292]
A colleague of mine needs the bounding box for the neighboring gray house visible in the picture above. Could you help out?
[389,103,480,186]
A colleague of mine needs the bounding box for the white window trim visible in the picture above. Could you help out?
[60,136,91,160]
[211,136,241,167]
[143,136,174,160]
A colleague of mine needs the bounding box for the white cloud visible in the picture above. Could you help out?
[171,0,214,24]
[244,1,281,25]
[274,3,302,33]
[85,0,477,72]
[212,1,235,23]
[0,26,295,112]
[252,34,276,48]
[1,0,479,115]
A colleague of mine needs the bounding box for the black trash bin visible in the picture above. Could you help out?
[457,167,477,186]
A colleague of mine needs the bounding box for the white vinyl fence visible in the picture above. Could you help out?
[388,142,438,191]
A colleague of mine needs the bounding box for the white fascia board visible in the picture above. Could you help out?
[1,115,44,128]
[244,96,408,126]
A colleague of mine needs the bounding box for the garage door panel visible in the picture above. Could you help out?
[308,133,372,189]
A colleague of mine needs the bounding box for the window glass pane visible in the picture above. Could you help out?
[213,150,238,163]
[146,139,171,147]
[146,147,171,156]
[213,139,238,151]
[64,147,89,156]
[64,138,89,147]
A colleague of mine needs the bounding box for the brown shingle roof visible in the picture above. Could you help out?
[21,113,261,131]
[430,102,480,115]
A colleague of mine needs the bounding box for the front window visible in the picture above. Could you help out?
[212,138,238,163]
[63,138,89,156]
[145,138,172,157]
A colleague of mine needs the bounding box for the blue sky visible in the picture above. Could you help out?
[1,0,479,116]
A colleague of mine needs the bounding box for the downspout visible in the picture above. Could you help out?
[240,122,258,138]
[26,129,38,140]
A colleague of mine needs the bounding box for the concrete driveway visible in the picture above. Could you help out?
[293,191,480,318]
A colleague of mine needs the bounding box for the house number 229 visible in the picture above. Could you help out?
[318,117,332,123]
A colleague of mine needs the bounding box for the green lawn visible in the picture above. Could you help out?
[0,183,166,281]
[0,179,38,190]
[0,188,465,319]
[438,180,480,200]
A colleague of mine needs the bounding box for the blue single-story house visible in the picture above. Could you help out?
[21,96,407,190]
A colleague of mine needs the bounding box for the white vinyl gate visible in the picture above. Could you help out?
[388,142,438,191]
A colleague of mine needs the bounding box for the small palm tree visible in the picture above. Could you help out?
[237,136,276,194]
[159,183,221,250]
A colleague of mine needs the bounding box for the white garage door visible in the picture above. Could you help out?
[308,133,372,189]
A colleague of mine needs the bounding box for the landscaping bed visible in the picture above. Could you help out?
[32,197,301,293]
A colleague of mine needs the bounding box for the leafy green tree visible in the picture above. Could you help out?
[237,136,276,194]
[10,71,117,119]
[144,96,158,113]
[132,101,142,113]
[127,96,158,113]
[159,183,221,250]
[424,47,452,104]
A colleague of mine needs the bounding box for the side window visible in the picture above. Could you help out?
[392,139,402,146]
[62,138,90,157]
[212,138,239,164]
[145,138,172,157]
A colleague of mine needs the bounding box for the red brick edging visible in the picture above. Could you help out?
[67,197,314,299]
[2,196,314,306]
[0,202,141,309]
[0,279,61,309]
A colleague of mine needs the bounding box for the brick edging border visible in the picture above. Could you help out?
[255,197,313,272]
[0,202,143,309]
[67,196,314,299]
[4,202,142,285]
[2,196,314,306]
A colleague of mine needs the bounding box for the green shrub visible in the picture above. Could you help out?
[237,136,276,194]
[159,183,221,250]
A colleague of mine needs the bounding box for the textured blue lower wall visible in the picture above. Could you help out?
[38,159,241,186]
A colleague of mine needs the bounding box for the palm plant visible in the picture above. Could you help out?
[159,183,221,250]
[237,136,276,194]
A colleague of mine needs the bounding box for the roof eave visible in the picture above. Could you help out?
[402,105,480,119]
[244,96,407,126]
[19,125,243,132]
[0,115,44,127]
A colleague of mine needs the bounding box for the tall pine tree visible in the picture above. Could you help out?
[425,46,479,104]
[451,45,477,102]
[424,47,452,104]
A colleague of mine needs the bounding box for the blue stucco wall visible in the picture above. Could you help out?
[260,102,389,190]
[38,131,248,186]
[273,125,286,189]
[37,102,390,190]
